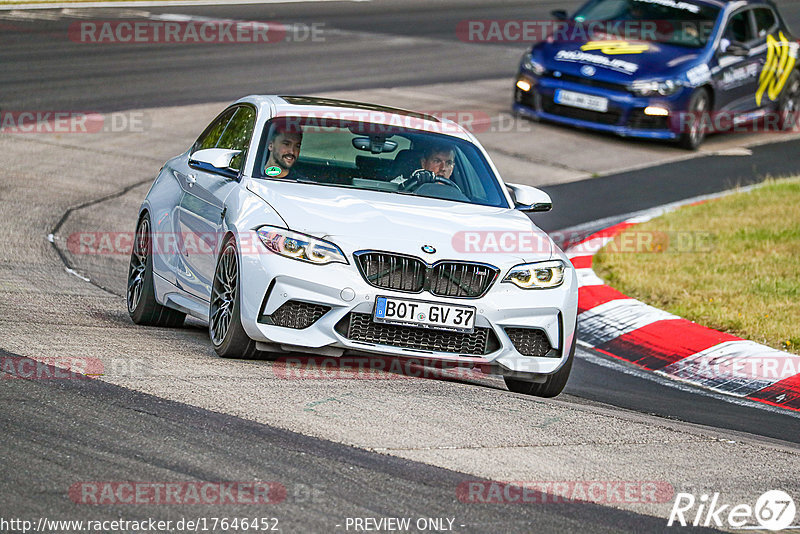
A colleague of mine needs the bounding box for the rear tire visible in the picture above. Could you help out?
[127,214,186,327]
[777,70,800,131]
[504,329,576,398]
[209,236,259,359]
[678,89,710,151]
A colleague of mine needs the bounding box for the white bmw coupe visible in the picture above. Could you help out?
[127,95,578,397]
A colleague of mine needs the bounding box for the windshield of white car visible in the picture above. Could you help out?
[254,118,510,209]
[572,0,720,48]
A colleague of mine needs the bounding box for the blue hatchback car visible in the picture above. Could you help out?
[513,0,800,149]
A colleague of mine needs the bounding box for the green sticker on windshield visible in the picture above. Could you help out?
[265,166,282,176]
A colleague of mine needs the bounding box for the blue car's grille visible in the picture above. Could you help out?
[547,73,630,94]
[541,95,622,125]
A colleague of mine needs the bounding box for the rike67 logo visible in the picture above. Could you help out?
[668,490,797,531]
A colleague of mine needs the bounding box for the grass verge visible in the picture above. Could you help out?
[593,177,800,355]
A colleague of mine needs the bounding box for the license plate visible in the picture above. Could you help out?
[555,89,609,112]
[373,296,476,333]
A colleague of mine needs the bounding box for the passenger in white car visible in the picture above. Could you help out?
[264,123,303,179]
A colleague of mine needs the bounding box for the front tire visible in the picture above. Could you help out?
[504,329,576,398]
[678,89,710,151]
[127,214,185,327]
[777,70,800,131]
[209,236,259,359]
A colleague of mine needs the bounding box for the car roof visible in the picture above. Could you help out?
[620,0,775,9]
[693,0,776,8]
[233,95,474,141]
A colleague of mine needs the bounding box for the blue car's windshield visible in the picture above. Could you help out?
[572,0,720,48]
[253,117,510,209]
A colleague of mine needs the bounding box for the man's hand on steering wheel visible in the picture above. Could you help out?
[400,169,461,192]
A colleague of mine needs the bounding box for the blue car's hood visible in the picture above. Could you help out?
[536,39,703,81]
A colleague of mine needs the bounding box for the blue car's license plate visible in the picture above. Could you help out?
[555,89,609,113]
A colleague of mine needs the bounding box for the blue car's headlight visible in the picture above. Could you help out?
[503,260,566,289]
[257,226,348,265]
[521,52,545,76]
[630,79,683,97]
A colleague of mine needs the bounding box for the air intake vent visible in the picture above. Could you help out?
[261,300,330,329]
[336,313,499,355]
[504,328,555,357]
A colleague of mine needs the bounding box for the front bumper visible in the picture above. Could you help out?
[513,72,690,140]
[237,241,578,377]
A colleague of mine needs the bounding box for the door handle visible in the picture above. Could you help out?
[186,174,197,187]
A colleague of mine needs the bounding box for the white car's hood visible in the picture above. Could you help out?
[247,180,553,265]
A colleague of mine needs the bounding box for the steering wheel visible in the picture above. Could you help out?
[400,169,462,193]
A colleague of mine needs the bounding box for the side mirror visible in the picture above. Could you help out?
[551,9,568,21]
[720,38,750,56]
[727,42,751,56]
[507,183,552,212]
[189,148,242,169]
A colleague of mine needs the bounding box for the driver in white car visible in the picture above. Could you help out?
[398,143,459,192]
[419,144,455,180]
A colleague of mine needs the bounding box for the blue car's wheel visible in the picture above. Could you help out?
[778,71,800,131]
[679,89,710,150]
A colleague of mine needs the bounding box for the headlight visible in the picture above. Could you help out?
[256,226,348,265]
[630,79,683,97]
[503,260,566,289]
[521,52,545,76]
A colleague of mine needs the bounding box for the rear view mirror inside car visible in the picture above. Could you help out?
[352,136,398,154]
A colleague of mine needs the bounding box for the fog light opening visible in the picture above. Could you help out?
[644,106,670,116]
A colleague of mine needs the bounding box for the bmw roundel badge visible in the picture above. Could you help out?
[421,245,436,254]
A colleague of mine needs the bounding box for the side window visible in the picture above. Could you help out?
[217,107,256,171]
[453,147,503,207]
[724,10,755,44]
[754,8,777,39]
[574,0,629,21]
[194,108,236,152]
